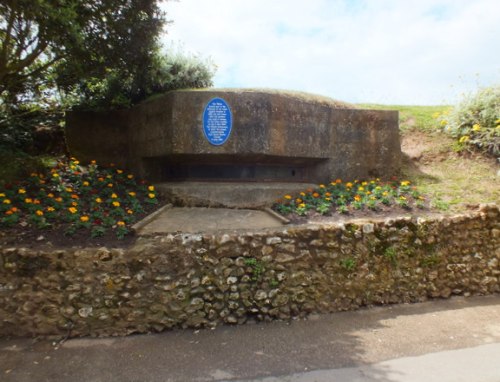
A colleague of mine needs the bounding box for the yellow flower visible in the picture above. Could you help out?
[83,181,90,187]
[382,191,389,196]
[116,169,123,174]
[47,193,54,198]
[400,196,407,200]
[127,175,134,179]
[148,193,156,199]
[401,180,411,186]
[346,182,353,188]
[358,186,364,191]
[52,173,59,178]
[312,192,320,198]
[361,181,368,186]
[432,112,440,119]
[55,197,63,203]
[107,183,113,188]
[296,198,302,204]
[111,193,118,199]
[440,120,447,126]
[47,207,55,212]
[68,207,77,214]
[284,195,292,200]
[71,201,78,207]
[95,197,103,203]
[300,192,306,197]
[24,198,33,204]
[112,201,120,207]
[18,188,26,194]
[35,210,44,216]
[90,160,97,165]
[325,197,332,201]
[128,192,136,197]
[459,135,470,143]
[80,216,89,222]
[354,195,361,201]
[73,160,80,165]
[319,184,325,189]
[472,124,481,132]
[3,199,11,204]
[298,203,306,209]
[0,193,5,197]
[117,221,126,227]
[127,209,134,215]
[148,185,155,192]
[325,192,331,197]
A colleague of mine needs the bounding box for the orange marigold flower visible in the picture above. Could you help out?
[47,207,55,212]
[128,192,136,197]
[55,197,63,202]
[335,179,342,184]
[107,183,113,188]
[296,198,302,204]
[5,210,13,215]
[71,194,79,199]
[319,184,325,189]
[10,207,18,212]
[71,201,78,207]
[33,199,41,204]
[127,174,134,179]
[68,207,77,214]
[354,195,361,201]
[325,192,331,197]
[80,216,89,222]
[90,160,97,165]
[117,221,126,227]
[24,198,32,204]
[117,169,123,174]
[47,193,54,198]
[127,209,134,215]
[98,177,104,182]
[312,192,320,198]
[35,210,44,216]
[346,182,353,188]
[83,181,90,187]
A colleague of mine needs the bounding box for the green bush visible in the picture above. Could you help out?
[439,86,500,157]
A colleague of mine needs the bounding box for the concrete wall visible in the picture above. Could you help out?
[66,89,401,183]
[1,204,498,338]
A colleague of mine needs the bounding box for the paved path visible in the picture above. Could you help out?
[136,207,284,235]
[1,295,500,382]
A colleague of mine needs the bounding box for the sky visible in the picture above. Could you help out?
[161,0,500,105]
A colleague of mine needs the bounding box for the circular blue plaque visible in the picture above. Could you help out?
[202,98,232,146]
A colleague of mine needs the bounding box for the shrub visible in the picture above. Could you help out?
[439,86,500,157]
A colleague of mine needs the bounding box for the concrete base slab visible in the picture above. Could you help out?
[155,182,316,208]
[136,207,284,235]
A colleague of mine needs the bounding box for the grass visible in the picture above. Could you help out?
[358,103,499,212]
[358,104,451,131]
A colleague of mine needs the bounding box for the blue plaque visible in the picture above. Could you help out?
[203,98,232,146]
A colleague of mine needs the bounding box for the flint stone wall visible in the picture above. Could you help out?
[1,204,499,338]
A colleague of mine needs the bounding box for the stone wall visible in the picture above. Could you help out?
[1,205,499,338]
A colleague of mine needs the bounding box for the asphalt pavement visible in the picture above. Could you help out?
[1,295,500,382]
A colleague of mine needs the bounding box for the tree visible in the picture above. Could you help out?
[0,0,165,106]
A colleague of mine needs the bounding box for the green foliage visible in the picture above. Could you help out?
[383,247,398,266]
[74,49,216,110]
[340,257,356,272]
[439,86,500,157]
[245,257,263,281]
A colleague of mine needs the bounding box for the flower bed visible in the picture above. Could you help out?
[273,178,427,221]
[0,158,159,247]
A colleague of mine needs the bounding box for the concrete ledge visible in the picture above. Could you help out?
[155,181,316,208]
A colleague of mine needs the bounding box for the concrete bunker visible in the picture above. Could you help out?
[66,89,401,206]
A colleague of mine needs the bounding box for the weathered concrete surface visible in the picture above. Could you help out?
[66,89,401,187]
[154,181,316,208]
[136,207,284,235]
[1,295,500,382]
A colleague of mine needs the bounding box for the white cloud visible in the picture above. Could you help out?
[161,0,500,105]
